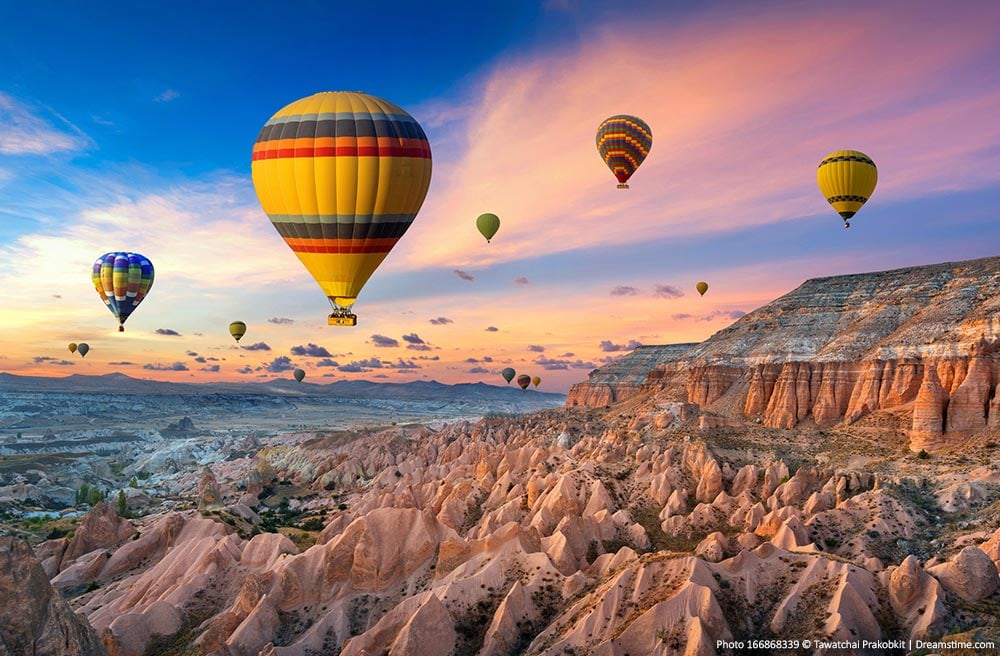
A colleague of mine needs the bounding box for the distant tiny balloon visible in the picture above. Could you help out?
[516,374,530,390]
[501,367,516,384]
[77,343,90,357]
[293,368,305,383]
[229,321,247,342]
[696,281,709,296]
[476,213,501,243]
[531,375,541,388]
[68,343,77,353]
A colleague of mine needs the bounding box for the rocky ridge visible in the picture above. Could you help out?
[568,256,1000,451]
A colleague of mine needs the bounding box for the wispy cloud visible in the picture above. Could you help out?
[0,93,90,155]
[371,334,400,348]
[429,317,453,325]
[395,2,1000,272]
[291,343,332,357]
[259,356,294,372]
[241,342,271,351]
[527,344,545,352]
[156,328,182,336]
[514,276,530,285]
[610,286,640,296]
[153,89,180,103]
[144,362,188,371]
[600,339,643,352]
[454,269,475,282]
[268,317,295,325]
[33,356,73,366]
[654,284,684,299]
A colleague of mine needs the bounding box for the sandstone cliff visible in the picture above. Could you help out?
[566,343,697,407]
[569,256,1000,450]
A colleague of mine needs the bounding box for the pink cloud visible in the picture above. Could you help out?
[392,2,1000,271]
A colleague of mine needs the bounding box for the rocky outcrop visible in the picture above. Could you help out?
[910,366,949,452]
[569,256,1000,450]
[566,344,696,407]
[927,546,1000,602]
[0,537,107,656]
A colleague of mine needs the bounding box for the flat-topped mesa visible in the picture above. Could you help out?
[569,256,1000,451]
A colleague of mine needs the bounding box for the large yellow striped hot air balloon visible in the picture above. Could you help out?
[251,91,433,326]
[817,150,877,228]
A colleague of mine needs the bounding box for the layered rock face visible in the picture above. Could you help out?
[569,256,1000,450]
[566,344,696,407]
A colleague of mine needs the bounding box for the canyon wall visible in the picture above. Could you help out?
[568,256,1000,450]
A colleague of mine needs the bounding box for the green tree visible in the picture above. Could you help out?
[129,476,139,488]
[117,489,128,518]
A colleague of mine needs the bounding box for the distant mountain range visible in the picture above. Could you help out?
[0,372,565,405]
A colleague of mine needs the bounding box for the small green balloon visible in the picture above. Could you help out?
[476,213,501,243]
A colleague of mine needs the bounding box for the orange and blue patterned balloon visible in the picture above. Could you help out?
[92,252,154,332]
[596,115,652,189]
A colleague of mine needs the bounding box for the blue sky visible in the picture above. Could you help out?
[2,0,1000,392]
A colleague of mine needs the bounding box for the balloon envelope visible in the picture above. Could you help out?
[476,213,500,243]
[817,150,877,227]
[293,368,305,383]
[501,367,516,384]
[516,374,531,390]
[229,321,247,342]
[92,252,154,332]
[596,115,652,189]
[251,91,432,314]
[68,343,77,353]
[696,282,708,296]
[77,343,90,357]
[531,376,541,388]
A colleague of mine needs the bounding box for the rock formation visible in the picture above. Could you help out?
[0,537,107,656]
[567,256,1000,451]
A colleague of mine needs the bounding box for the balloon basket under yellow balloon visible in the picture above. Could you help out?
[328,313,358,327]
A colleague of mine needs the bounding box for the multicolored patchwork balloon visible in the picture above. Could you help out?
[92,252,154,332]
[251,91,432,324]
[596,115,652,189]
[516,374,531,390]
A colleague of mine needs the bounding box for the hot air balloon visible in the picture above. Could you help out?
[68,343,77,354]
[596,115,652,189]
[293,368,305,383]
[696,282,709,297]
[501,367,516,384]
[229,321,247,342]
[92,252,154,332]
[476,213,500,243]
[531,376,541,388]
[817,150,877,228]
[77,343,90,357]
[516,374,531,390]
[251,91,432,326]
